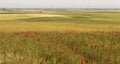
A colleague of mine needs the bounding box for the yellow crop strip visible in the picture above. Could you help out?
[0,12,120,32]
[0,22,120,32]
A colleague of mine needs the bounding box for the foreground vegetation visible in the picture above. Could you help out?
[0,31,120,64]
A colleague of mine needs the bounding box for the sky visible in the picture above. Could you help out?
[0,0,120,8]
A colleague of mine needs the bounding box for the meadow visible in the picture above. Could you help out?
[0,9,120,64]
[0,9,120,32]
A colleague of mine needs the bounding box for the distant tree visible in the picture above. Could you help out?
[2,8,6,10]
[40,11,42,13]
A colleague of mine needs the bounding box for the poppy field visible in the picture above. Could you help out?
[0,31,120,64]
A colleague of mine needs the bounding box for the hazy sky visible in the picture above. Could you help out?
[0,0,120,8]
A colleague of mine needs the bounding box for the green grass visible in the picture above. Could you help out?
[19,12,120,24]
[0,31,120,64]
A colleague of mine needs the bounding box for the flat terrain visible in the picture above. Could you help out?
[0,32,120,64]
[0,10,120,32]
[0,10,120,64]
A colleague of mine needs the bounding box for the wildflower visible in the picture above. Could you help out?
[56,42,60,46]
[115,32,119,37]
[90,56,96,61]
[45,57,48,62]
[112,49,117,53]
[80,54,84,59]
[58,34,62,38]
[84,44,88,46]
[85,60,89,64]
[108,59,113,64]
[81,59,84,64]
[35,32,39,35]
[24,32,34,38]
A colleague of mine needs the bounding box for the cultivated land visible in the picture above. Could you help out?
[0,10,120,32]
[0,9,120,64]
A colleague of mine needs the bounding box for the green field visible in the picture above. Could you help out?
[0,10,120,32]
[0,10,120,64]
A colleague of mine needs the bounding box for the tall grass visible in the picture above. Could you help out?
[0,31,120,64]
